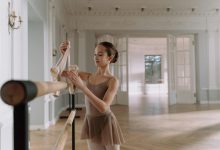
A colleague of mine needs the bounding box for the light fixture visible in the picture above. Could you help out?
[8,2,23,31]
[166,7,171,12]
[115,7,119,11]
[88,6,92,11]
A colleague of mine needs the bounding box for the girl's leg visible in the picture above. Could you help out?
[105,144,120,150]
[87,140,105,150]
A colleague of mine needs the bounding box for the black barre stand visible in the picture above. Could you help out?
[14,103,29,150]
[59,93,81,119]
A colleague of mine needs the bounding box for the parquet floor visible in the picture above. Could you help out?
[30,94,220,150]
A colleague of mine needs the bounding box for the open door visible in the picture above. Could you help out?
[167,34,196,105]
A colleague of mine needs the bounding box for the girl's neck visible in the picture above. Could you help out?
[96,67,111,76]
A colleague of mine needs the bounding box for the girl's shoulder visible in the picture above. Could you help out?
[108,75,117,81]
[78,72,92,81]
[107,75,119,86]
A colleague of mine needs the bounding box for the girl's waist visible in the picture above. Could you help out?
[85,110,113,118]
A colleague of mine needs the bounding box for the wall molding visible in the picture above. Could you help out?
[54,105,68,124]
[200,100,220,104]
[74,10,219,17]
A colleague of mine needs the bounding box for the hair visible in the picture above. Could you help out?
[98,41,118,63]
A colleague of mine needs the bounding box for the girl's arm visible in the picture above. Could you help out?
[78,72,91,81]
[62,71,118,113]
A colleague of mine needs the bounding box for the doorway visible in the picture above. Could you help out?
[128,37,168,116]
[128,37,168,95]
[128,34,196,116]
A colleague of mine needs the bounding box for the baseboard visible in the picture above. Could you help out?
[49,119,56,126]
[176,101,196,104]
[75,104,85,108]
[30,124,49,130]
[199,100,220,104]
[54,106,69,122]
[30,106,68,130]
[116,101,128,105]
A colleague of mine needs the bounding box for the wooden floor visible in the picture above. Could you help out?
[30,94,220,150]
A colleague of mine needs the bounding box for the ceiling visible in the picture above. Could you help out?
[64,0,220,15]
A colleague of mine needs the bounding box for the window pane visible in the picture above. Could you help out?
[177,38,184,50]
[185,78,191,90]
[183,38,190,50]
[177,78,185,89]
[184,52,190,65]
[177,52,185,65]
[177,65,185,77]
[185,65,191,77]
[145,55,162,84]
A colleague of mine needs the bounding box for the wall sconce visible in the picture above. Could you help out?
[8,2,23,33]
[9,11,23,29]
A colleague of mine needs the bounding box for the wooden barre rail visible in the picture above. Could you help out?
[54,110,76,150]
[0,80,68,106]
[0,80,76,150]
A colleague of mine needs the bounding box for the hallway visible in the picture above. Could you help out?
[30,94,220,150]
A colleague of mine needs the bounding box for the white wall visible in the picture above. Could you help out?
[28,19,47,128]
[28,0,50,129]
[0,0,74,148]
[0,0,28,149]
[198,30,220,103]
[27,0,71,129]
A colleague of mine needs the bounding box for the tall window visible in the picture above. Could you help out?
[145,55,162,84]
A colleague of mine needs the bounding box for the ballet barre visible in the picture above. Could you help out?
[0,80,76,150]
[54,110,76,150]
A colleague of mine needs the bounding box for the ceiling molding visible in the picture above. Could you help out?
[74,10,219,17]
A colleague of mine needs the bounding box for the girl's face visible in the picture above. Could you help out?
[94,45,111,67]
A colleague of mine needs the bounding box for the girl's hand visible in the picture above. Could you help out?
[61,71,85,90]
[59,41,70,55]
